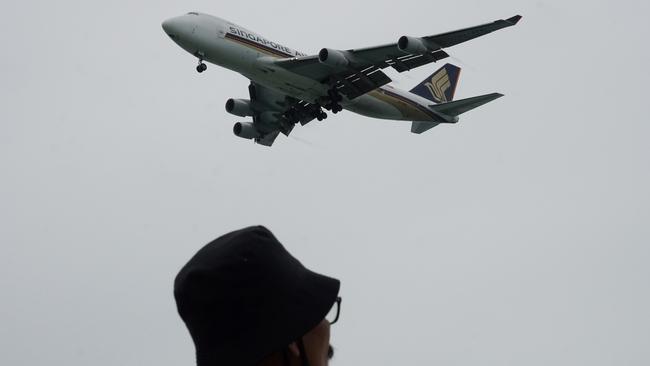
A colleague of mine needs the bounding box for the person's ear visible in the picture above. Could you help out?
[288,342,300,357]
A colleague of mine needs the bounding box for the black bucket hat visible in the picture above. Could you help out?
[174,226,340,366]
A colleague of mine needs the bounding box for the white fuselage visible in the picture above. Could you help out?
[162,12,439,122]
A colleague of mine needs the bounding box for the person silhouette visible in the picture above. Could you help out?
[174,226,341,366]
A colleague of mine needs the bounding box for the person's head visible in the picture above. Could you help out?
[174,226,341,366]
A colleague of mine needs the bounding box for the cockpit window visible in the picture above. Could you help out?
[187,12,199,15]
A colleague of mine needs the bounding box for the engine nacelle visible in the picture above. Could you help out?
[233,122,260,140]
[225,99,253,117]
[397,36,429,54]
[318,48,349,68]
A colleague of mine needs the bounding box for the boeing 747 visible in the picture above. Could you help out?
[162,13,521,146]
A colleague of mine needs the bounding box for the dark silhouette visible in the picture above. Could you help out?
[174,226,341,366]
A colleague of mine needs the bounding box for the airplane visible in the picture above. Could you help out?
[162,12,521,146]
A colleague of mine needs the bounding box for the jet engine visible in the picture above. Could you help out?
[397,36,430,54]
[233,122,260,139]
[225,99,253,117]
[318,48,349,68]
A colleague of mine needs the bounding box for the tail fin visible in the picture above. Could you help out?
[410,63,461,104]
[410,93,503,134]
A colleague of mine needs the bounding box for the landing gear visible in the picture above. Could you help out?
[326,103,343,114]
[284,108,299,124]
[326,89,343,114]
[284,104,329,124]
[196,60,207,73]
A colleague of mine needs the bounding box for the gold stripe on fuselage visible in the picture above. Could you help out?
[225,33,292,58]
[367,89,435,121]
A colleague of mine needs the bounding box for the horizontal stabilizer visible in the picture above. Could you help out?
[410,93,503,134]
[430,92,503,117]
[411,121,440,134]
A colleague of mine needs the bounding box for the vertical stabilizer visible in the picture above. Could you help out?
[410,63,461,104]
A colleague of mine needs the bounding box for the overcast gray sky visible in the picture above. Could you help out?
[2,0,649,365]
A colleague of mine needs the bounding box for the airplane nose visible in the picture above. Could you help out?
[162,17,183,39]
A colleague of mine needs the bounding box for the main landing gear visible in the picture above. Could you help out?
[285,106,328,123]
[326,89,343,114]
[196,60,207,73]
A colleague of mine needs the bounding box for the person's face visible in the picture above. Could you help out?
[291,319,332,366]
[261,318,334,366]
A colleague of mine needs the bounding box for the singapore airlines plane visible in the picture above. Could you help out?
[162,13,521,146]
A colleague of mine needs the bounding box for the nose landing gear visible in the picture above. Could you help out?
[196,60,207,73]
[193,52,207,73]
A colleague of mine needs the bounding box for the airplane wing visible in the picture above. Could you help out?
[275,15,521,100]
[248,82,322,146]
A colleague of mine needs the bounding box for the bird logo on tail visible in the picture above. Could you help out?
[410,63,461,104]
[425,69,451,103]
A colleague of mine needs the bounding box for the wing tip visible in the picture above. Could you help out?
[506,15,523,25]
